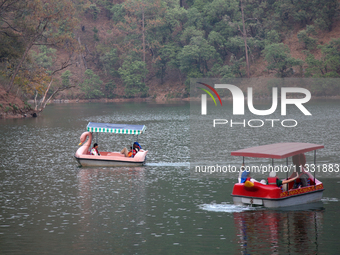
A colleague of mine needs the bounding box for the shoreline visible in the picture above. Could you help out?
[1,95,339,119]
[29,94,340,104]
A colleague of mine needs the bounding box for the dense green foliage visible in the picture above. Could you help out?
[61,70,72,88]
[1,0,340,98]
[263,43,303,77]
[118,60,148,97]
[80,69,104,99]
[92,0,339,95]
[305,39,340,78]
[31,46,57,71]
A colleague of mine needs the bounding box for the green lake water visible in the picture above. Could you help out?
[0,101,339,254]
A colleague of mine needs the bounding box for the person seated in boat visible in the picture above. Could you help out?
[120,143,140,157]
[91,143,100,156]
[239,166,266,184]
[133,142,141,152]
[292,153,309,188]
[267,171,299,188]
[239,164,251,183]
[292,172,310,188]
[240,168,250,183]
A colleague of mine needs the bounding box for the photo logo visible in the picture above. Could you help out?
[197,82,312,128]
[200,84,312,116]
[197,82,222,115]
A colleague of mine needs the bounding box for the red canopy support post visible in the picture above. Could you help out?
[286,157,289,195]
[314,150,316,189]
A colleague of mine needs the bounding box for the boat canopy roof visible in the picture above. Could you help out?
[231,143,324,159]
[87,122,146,135]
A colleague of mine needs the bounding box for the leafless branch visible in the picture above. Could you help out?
[51,63,73,75]
[0,18,20,32]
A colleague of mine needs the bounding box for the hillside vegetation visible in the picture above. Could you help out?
[1,0,340,115]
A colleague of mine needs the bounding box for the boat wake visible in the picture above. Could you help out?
[145,162,190,167]
[199,203,256,213]
[321,197,338,202]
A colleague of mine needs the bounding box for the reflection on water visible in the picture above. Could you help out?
[234,205,324,255]
[76,167,146,253]
[200,202,325,254]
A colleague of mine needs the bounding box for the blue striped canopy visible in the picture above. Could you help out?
[87,122,146,135]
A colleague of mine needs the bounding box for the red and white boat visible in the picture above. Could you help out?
[231,143,324,208]
[74,122,148,167]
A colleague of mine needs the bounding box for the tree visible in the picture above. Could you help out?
[0,0,26,63]
[85,3,100,20]
[80,69,104,99]
[0,0,79,114]
[0,0,25,33]
[239,0,250,78]
[114,0,164,63]
[33,58,75,112]
[100,49,119,77]
[163,5,187,35]
[186,7,203,29]
[61,70,72,87]
[264,30,280,46]
[6,0,77,92]
[305,38,340,78]
[104,81,117,99]
[263,43,303,77]
[118,60,148,97]
[208,31,228,61]
[220,54,245,78]
[272,0,339,31]
[31,46,57,71]
[153,43,181,84]
[297,26,317,50]
[178,28,219,77]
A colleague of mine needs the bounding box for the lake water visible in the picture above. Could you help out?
[0,101,339,254]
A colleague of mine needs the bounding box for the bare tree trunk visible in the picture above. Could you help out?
[85,44,90,54]
[38,78,53,110]
[142,7,145,63]
[141,4,146,84]
[240,0,250,78]
[34,90,38,111]
[82,55,87,69]
[42,85,75,111]
[78,37,87,69]
[42,89,60,111]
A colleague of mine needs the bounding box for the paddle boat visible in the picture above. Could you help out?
[231,143,324,208]
[74,122,148,167]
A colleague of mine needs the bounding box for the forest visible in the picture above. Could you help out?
[0,0,340,114]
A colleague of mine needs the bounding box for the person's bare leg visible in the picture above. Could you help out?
[120,147,129,157]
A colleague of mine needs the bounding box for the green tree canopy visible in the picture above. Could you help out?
[118,60,149,97]
[80,69,104,99]
[263,43,303,77]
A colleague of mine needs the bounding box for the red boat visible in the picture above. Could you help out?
[231,143,324,208]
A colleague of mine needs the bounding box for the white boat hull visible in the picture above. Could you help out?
[74,156,146,167]
[233,189,324,208]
